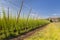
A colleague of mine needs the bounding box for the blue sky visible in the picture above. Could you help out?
[0,0,60,18]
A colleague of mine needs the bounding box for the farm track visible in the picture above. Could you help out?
[10,24,49,40]
[24,22,60,40]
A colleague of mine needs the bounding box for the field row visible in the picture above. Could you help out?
[0,17,49,40]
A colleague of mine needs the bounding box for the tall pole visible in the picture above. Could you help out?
[8,7,9,20]
[17,0,24,23]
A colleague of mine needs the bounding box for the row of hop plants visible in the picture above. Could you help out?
[0,1,50,40]
[0,9,50,40]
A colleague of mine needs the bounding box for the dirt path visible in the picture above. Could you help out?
[24,22,60,40]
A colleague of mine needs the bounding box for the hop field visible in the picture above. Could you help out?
[0,8,49,40]
[0,16,49,40]
[0,0,60,40]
